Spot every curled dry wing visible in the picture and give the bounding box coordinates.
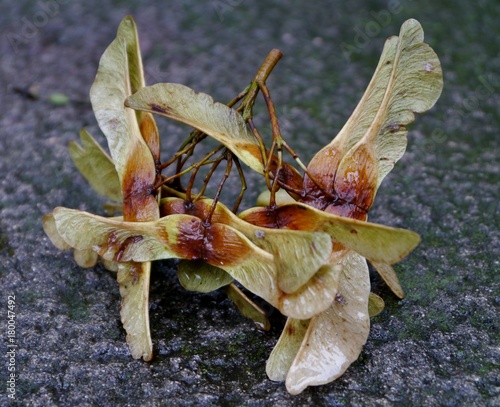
[267,251,371,395]
[285,252,371,394]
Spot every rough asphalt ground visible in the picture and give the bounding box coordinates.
[0,1,498,406]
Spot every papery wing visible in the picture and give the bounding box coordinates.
[368,292,385,317]
[162,197,333,294]
[42,212,71,250]
[117,261,153,361]
[125,83,265,174]
[266,318,310,382]
[178,260,233,293]
[333,19,443,193]
[240,202,420,265]
[51,207,185,262]
[89,23,157,221]
[370,261,404,298]
[68,129,122,202]
[285,252,370,395]
[117,16,145,95]
[117,16,161,175]
[225,284,270,331]
[305,19,443,204]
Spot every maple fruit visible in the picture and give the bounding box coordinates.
[42,17,442,394]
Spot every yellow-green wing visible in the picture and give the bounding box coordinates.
[51,207,186,262]
[337,19,443,188]
[225,284,270,331]
[117,261,153,361]
[240,202,420,265]
[248,227,333,294]
[178,260,233,293]
[306,19,443,199]
[240,202,419,298]
[42,212,71,250]
[125,83,265,174]
[161,197,333,294]
[266,318,310,382]
[368,292,385,317]
[68,129,122,202]
[117,16,145,95]
[51,207,337,319]
[89,21,157,218]
[370,261,405,299]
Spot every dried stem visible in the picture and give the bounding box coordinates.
[184,145,225,204]
[193,151,227,201]
[204,152,233,227]
[232,156,247,213]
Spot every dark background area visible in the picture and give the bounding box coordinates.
[0,1,498,406]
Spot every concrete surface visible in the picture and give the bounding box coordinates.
[0,0,498,406]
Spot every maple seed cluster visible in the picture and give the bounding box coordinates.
[42,16,442,394]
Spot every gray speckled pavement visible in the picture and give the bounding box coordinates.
[0,1,498,406]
